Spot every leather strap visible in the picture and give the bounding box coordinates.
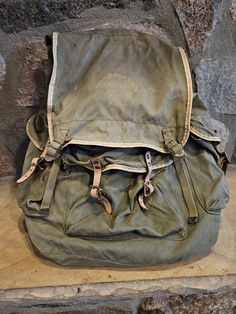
[17,157,41,184]
[17,145,48,184]
[91,159,112,215]
[138,151,155,211]
[143,151,154,197]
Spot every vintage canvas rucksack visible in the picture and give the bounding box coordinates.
[17,29,229,266]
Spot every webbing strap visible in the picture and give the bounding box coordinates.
[90,159,112,215]
[174,157,198,224]
[40,157,61,211]
[45,128,68,162]
[162,129,185,157]
[162,128,198,224]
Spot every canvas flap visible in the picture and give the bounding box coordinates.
[190,94,221,143]
[26,112,48,151]
[47,29,193,154]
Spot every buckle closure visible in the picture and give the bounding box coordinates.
[138,151,155,211]
[90,159,112,215]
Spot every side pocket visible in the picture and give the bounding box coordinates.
[184,138,230,215]
[18,165,51,218]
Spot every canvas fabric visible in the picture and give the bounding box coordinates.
[17,29,229,266]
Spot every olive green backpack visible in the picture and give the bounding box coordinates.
[17,29,229,266]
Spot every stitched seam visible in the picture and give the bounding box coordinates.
[103,160,173,173]
[47,32,58,142]
[190,127,221,142]
[63,172,72,233]
[178,47,193,147]
[63,140,168,154]
[184,158,221,215]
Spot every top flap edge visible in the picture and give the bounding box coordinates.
[47,31,193,154]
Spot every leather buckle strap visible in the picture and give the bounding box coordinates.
[90,159,112,215]
[17,144,48,184]
[138,151,155,211]
[17,157,41,184]
[144,151,154,197]
[17,129,67,183]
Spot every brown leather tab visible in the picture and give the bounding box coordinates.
[144,151,154,197]
[138,151,155,211]
[138,194,149,211]
[16,157,40,183]
[90,159,112,214]
[17,143,48,184]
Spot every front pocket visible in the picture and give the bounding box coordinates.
[184,137,230,214]
[64,162,188,240]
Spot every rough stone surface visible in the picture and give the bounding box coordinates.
[1,276,236,313]
[0,142,15,177]
[211,113,236,161]
[0,54,6,89]
[191,0,236,160]
[139,291,236,313]
[195,58,236,115]
[199,0,236,58]
[1,288,236,313]
[16,40,52,108]
[0,0,135,33]
[171,0,215,55]
[230,0,236,20]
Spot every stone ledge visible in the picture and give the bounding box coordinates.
[1,276,236,313]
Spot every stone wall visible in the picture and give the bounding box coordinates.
[0,0,236,177]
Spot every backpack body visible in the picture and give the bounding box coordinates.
[17,29,229,266]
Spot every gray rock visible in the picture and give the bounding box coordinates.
[200,0,236,58]
[230,0,236,20]
[195,58,236,114]
[0,54,6,89]
[171,0,215,55]
[0,0,135,33]
[0,140,15,177]
[16,39,52,108]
